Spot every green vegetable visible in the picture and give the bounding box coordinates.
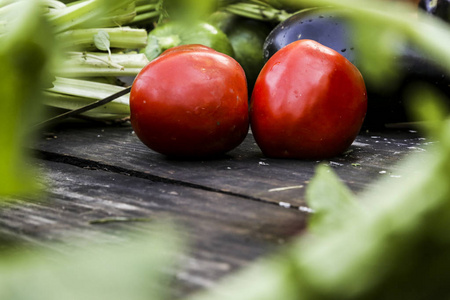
[223,1,292,23]
[210,11,272,93]
[56,52,149,77]
[305,164,361,236]
[0,225,184,300]
[0,0,55,197]
[56,27,148,51]
[41,1,150,124]
[184,98,450,300]
[162,0,219,22]
[44,77,131,120]
[45,0,136,33]
[128,0,162,27]
[142,20,234,61]
[93,30,111,53]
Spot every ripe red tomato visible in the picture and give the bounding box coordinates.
[130,45,249,158]
[250,39,367,159]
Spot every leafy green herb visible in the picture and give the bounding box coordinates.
[305,164,361,236]
[0,225,184,300]
[92,30,126,70]
[0,0,55,197]
[93,30,111,53]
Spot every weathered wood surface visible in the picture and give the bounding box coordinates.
[35,122,428,207]
[0,158,306,297]
[0,122,429,298]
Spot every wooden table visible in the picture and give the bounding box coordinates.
[0,121,427,298]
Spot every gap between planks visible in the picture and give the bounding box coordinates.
[35,150,311,213]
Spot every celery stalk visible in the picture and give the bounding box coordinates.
[128,10,160,26]
[224,1,291,23]
[97,2,136,28]
[49,77,130,104]
[46,0,136,33]
[136,3,158,14]
[44,93,130,120]
[40,0,149,123]
[55,52,149,77]
[56,27,148,51]
[46,0,101,32]
[44,77,130,119]
[43,0,67,9]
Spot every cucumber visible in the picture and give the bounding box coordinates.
[210,12,272,94]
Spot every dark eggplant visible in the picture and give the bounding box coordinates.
[263,7,450,128]
[419,0,450,23]
[263,8,357,64]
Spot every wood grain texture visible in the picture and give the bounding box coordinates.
[0,159,306,297]
[35,122,429,207]
[0,122,430,298]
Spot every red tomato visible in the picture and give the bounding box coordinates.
[130,45,249,158]
[250,39,367,159]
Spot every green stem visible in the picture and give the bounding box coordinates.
[43,77,131,120]
[136,3,158,14]
[224,2,292,23]
[128,10,161,26]
[56,27,148,51]
[46,0,136,33]
[56,52,149,77]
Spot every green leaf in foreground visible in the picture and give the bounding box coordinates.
[0,0,56,197]
[0,225,184,300]
[275,0,450,90]
[305,164,361,236]
[185,97,450,300]
[182,1,450,299]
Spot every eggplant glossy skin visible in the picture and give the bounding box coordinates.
[419,0,450,22]
[263,8,450,127]
[263,8,357,64]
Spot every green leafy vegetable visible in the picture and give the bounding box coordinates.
[0,225,184,300]
[93,30,110,52]
[56,27,148,51]
[0,0,56,197]
[44,77,131,120]
[39,1,149,125]
[185,97,450,300]
[305,164,361,236]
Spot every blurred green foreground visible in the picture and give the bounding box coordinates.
[1,0,450,299]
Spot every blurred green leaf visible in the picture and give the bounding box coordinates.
[0,0,56,197]
[162,0,219,21]
[305,164,360,236]
[186,94,450,300]
[275,0,450,95]
[0,225,184,300]
[184,253,302,300]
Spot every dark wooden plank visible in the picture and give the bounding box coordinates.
[35,123,428,207]
[0,159,306,297]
